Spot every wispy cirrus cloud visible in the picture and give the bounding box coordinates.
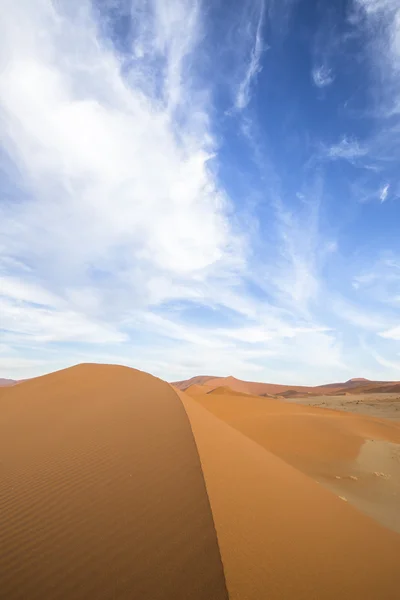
[326,136,368,161]
[235,0,266,110]
[379,326,400,340]
[352,255,400,306]
[379,183,390,202]
[312,65,335,88]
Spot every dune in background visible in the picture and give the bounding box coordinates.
[0,364,228,600]
[0,378,17,387]
[173,374,400,396]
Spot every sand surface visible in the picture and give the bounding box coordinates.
[192,388,400,533]
[285,392,400,420]
[0,364,228,600]
[180,389,400,599]
[2,363,400,600]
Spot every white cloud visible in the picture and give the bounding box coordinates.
[369,348,400,371]
[379,182,390,201]
[235,0,265,110]
[312,65,334,88]
[379,325,400,340]
[327,136,368,160]
[0,295,126,345]
[263,189,336,315]
[0,1,246,329]
[353,0,400,113]
[331,296,391,331]
[352,256,400,307]
[0,276,60,307]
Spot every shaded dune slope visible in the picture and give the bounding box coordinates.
[0,364,228,600]
[180,390,400,600]
[182,383,214,396]
[206,386,253,397]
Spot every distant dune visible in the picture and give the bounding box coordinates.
[206,386,253,397]
[0,377,17,387]
[183,383,215,396]
[174,374,318,396]
[173,375,218,390]
[1,363,400,599]
[173,374,400,396]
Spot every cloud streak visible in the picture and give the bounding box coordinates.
[235,0,265,110]
[326,136,368,161]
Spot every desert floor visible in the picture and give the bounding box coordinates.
[284,392,400,420]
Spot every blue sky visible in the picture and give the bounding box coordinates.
[0,0,399,383]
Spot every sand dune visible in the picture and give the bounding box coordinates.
[172,375,218,390]
[198,375,318,395]
[206,386,253,397]
[0,364,227,600]
[174,374,400,396]
[0,377,16,387]
[359,383,400,394]
[183,383,214,396]
[191,388,400,533]
[2,363,400,599]
[180,390,400,599]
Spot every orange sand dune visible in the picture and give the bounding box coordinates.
[174,374,400,396]
[173,375,218,390]
[0,364,227,600]
[2,363,400,600]
[180,390,400,599]
[0,377,16,387]
[183,383,214,396]
[193,390,400,469]
[206,386,253,397]
[197,374,318,395]
[192,388,400,532]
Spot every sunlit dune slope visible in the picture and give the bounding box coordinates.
[180,390,400,600]
[193,390,400,474]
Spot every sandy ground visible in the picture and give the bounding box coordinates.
[180,389,400,599]
[0,364,228,600]
[284,392,400,420]
[190,389,400,535]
